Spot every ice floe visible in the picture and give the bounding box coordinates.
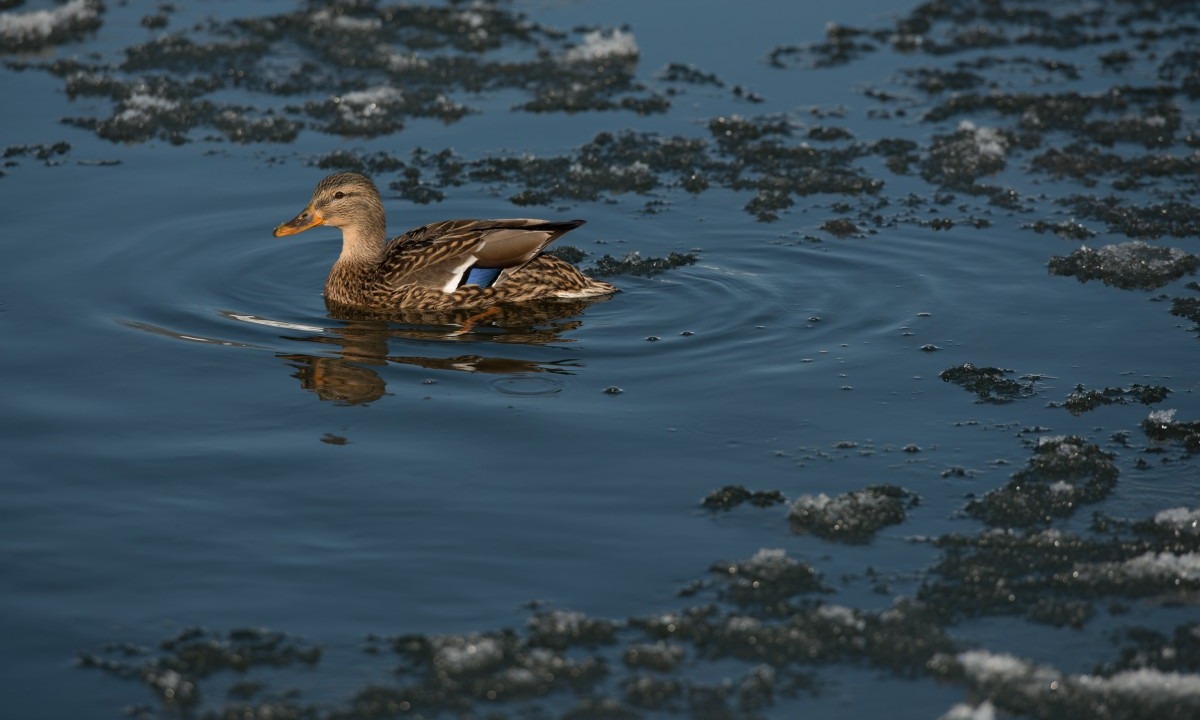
[565,29,639,62]
[0,0,100,52]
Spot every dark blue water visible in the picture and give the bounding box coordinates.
[3,1,1199,718]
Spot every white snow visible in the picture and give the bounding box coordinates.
[1155,507,1200,532]
[310,8,381,32]
[1147,408,1177,425]
[791,493,833,510]
[570,160,651,178]
[724,615,762,632]
[741,548,800,577]
[939,701,996,720]
[816,603,866,630]
[382,49,428,72]
[565,29,638,62]
[953,650,1200,712]
[431,635,503,674]
[527,609,588,635]
[115,93,179,123]
[1080,241,1193,275]
[457,10,486,29]
[1077,551,1200,583]
[0,0,97,45]
[1075,668,1200,698]
[957,120,1006,158]
[336,86,403,120]
[958,650,1047,683]
[1120,551,1200,581]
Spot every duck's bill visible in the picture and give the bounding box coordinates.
[273,207,323,237]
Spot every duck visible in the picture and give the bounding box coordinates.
[273,172,618,311]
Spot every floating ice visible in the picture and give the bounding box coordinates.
[338,86,403,118]
[712,547,828,604]
[743,547,793,575]
[949,649,1200,714]
[570,160,652,179]
[529,609,583,634]
[310,8,381,32]
[816,603,867,630]
[1076,667,1200,697]
[957,650,1053,684]
[1142,408,1200,451]
[1120,551,1200,582]
[1155,507,1200,532]
[958,120,1007,158]
[724,615,762,633]
[0,0,100,51]
[1049,241,1199,290]
[1077,551,1200,583]
[622,640,685,671]
[526,608,618,647]
[788,484,913,542]
[382,49,429,72]
[922,121,1010,190]
[431,635,504,675]
[456,9,486,31]
[115,92,179,123]
[939,700,996,720]
[565,29,639,62]
[1148,408,1178,425]
[965,435,1116,528]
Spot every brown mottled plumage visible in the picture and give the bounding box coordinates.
[272,172,617,310]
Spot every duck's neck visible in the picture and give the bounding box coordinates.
[325,215,387,305]
[334,216,387,267]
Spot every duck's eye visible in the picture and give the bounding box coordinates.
[334,191,345,199]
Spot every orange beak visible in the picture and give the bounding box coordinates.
[273,205,324,237]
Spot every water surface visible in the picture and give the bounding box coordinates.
[2,0,1199,718]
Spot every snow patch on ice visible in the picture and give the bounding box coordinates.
[1155,507,1200,532]
[565,29,638,62]
[0,0,98,46]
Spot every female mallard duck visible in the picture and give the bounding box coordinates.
[273,172,617,310]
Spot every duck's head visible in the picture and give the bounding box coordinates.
[273,172,385,238]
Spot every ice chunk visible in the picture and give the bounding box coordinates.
[565,29,638,62]
[0,0,100,51]
[337,86,404,119]
[310,8,381,32]
[1155,507,1200,531]
[958,120,1007,158]
[115,93,179,124]
[1078,551,1200,583]
[1148,408,1177,425]
[939,701,996,720]
[1049,241,1198,290]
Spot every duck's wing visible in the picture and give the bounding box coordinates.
[382,219,585,292]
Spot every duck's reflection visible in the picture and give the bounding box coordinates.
[277,297,607,405]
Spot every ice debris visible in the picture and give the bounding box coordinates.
[1154,508,1200,533]
[965,436,1117,528]
[710,548,830,606]
[787,484,916,543]
[0,0,101,52]
[564,29,639,62]
[1049,241,1198,290]
[1143,409,1200,452]
[939,363,1038,403]
[935,650,1200,720]
[701,484,786,511]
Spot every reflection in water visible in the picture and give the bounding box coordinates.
[277,297,608,405]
